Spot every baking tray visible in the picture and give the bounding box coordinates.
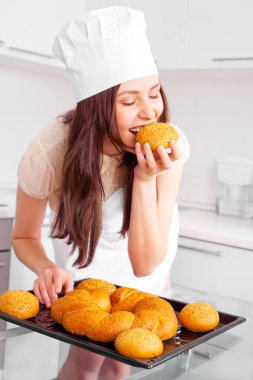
[0,282,246,369]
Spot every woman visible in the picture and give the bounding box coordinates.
[12,6,189,309]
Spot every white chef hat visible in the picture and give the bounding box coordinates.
[52,6,158,102]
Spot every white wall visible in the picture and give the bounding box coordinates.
[161,71,253,207]
[0,62,75,185]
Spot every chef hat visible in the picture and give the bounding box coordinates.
[52,6,158,102]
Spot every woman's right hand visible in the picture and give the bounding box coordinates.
[33,265,74,308]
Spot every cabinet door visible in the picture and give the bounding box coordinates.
[87,0,187,69]
[0,0,89,57]
[184,0,253,68]
[171,236,253,301]
[8,224,55,290]
[0,219,13,251]
[0,251,10,293]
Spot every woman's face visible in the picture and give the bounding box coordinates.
[104,75,164,155]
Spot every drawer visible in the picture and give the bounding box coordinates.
[0,219,13,250]
[171,236,253,301]
[0,251,10,293]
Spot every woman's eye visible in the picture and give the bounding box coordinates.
[150,94,159,99]
[123,101,135,106]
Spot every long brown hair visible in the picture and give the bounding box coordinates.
[51,85,169,268]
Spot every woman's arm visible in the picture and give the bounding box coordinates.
[12,186,73,306]
[128,141,182,276]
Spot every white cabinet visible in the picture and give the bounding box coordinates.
[183,0,253,68]
[171,236,253,301]
[87,0,187,69]
[0,0,88,57]
[9,222,55,290]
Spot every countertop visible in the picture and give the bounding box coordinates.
[0,286,252,380]
[179,206,253,250]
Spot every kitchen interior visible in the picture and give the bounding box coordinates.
[0,0,253,379]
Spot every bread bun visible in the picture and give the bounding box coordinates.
[51,297,94,324]
[86,311,135,342]
[50,281,179,359]
[76,279,116,295]
[89,288,111,312]
[62,306,108,336]
[133,297,178,340]
[178,302,219,332]
[0,290,39,319]
[136,123,178,151]
[115,328,163,359]
[110,287,155,313]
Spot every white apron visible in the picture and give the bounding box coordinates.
[51,188,179,294]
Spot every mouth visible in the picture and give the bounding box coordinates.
[128,125,145,135]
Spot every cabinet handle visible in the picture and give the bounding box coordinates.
[178,244,222,257]
[0,262,5,268]
[213,57,253,62]
[9,46,55,60]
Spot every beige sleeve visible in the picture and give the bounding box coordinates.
[17,138,55,199]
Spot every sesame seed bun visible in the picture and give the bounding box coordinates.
[178,302,220,332]
[136,123,179,151]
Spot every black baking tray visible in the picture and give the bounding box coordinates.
[0,281,246,369]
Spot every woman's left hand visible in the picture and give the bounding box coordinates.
[134,140,181,181]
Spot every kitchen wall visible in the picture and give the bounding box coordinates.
[161,71,253,208]
[0,62,75,186]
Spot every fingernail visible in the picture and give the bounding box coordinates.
[158,145,164,151]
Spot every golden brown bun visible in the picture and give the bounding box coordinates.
[178,302,220,332]
[110,287,155,313]
[115,328,163,359]
[89,288,111,313]
[76,279,116,295]
[51,297,95,324]
[136,123,179,151]
[62,306,108,336]
[133,297,178,340]
[86,311,135,342]
[50,280,179,359]
[0,290,39,319]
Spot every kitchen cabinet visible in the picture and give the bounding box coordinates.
[0,219,12,292]
[86,0,188,69]
[8,220,55,291]
[0,0,89,58]
[0,218,12,333]
[183,0,253,68]
[171,236,253,301]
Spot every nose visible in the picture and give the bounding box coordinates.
[138,99,156,121]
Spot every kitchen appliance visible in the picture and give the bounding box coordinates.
[216,157,253,219]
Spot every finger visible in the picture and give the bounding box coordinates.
[43,269,59,304]
[143,143,157,172]
[63,277,74,294]
[38,276,54,308]
[135,142,146,167]
[157,146,173,169]
[53,271,63,294]
[33,280,44,304]
[169,141,181,161]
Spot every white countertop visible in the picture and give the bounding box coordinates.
[179,206,253,250]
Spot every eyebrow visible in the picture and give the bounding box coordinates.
[117,82,160,96]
